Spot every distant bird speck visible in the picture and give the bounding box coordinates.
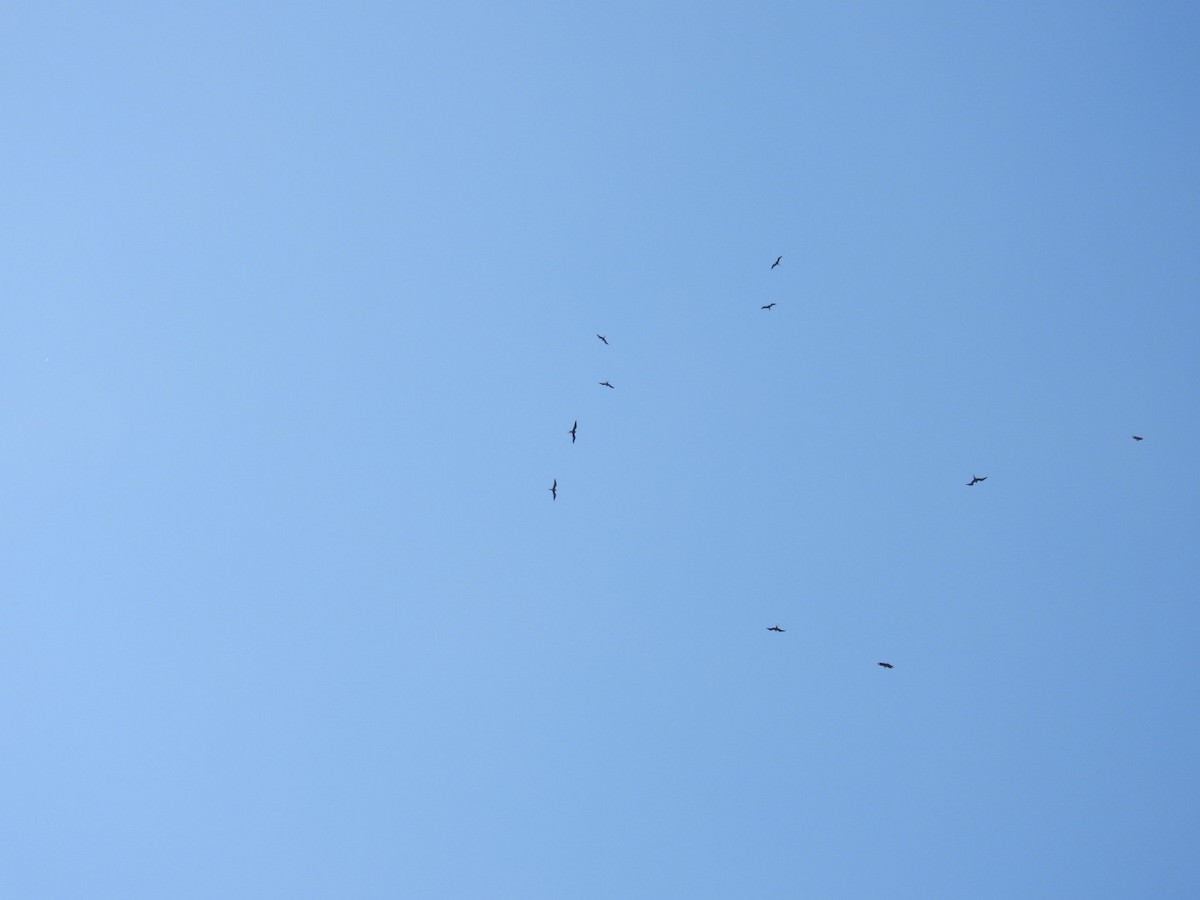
[771,256,782,269]
[1132,435,1144,441]
[878,662,894,669]
[966,475,987,486]
[549,479,557,501]
[761,302,776,310]
[599,381,615,389]
[767,625,786,633]
[569,421,577,443]
[596,334,609,345]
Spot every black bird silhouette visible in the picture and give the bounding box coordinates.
[761,302,776,310]
[1132,435,1144,441]
[767,625,785,633]
[966,474,987,486]
[771,256,782,269]
[599,381,615,389]
[549,479,557,500]
[569,421,577,443]
[878,662,894,669]
[596,334,609,345]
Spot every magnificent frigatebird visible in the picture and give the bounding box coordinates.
[767,625,785,633]
[761,302,776,310]
[771,256,782,269]
[967,475,987,486]
[599,381,614,389]
[549,479,557,500]
[569,421,577,443]
[596,334,609,345]
[878,662,894,669]
[1132,435,1144,441]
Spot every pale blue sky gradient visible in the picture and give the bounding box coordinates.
[4,2,1199,897]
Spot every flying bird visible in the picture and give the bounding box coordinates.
[549,479,557,500]
[767,625,786,633]
[878,662,894,669]
[596,334,609,345]
[771,256,782,269]
[599,380,615,389]
[569,421,577,443]
[761,302,776,310]
[966,474,987,486]
[1132,435,1144,441]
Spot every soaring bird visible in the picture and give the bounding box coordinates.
[549,479,557,500]
[1132,435,1144,441]
[878,662,894,669]
[767,625,785,633]
[761,302,776,310]
[771,256,782,269]
[569,421,577,443]
[966,474,988,486]
[599,380,615,389]
[596,334,609,345]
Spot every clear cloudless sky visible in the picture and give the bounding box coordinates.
[3,2,1199,897]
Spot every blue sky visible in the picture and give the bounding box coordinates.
[4,2,1199,897]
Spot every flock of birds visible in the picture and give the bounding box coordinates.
[546,255,1148,672]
